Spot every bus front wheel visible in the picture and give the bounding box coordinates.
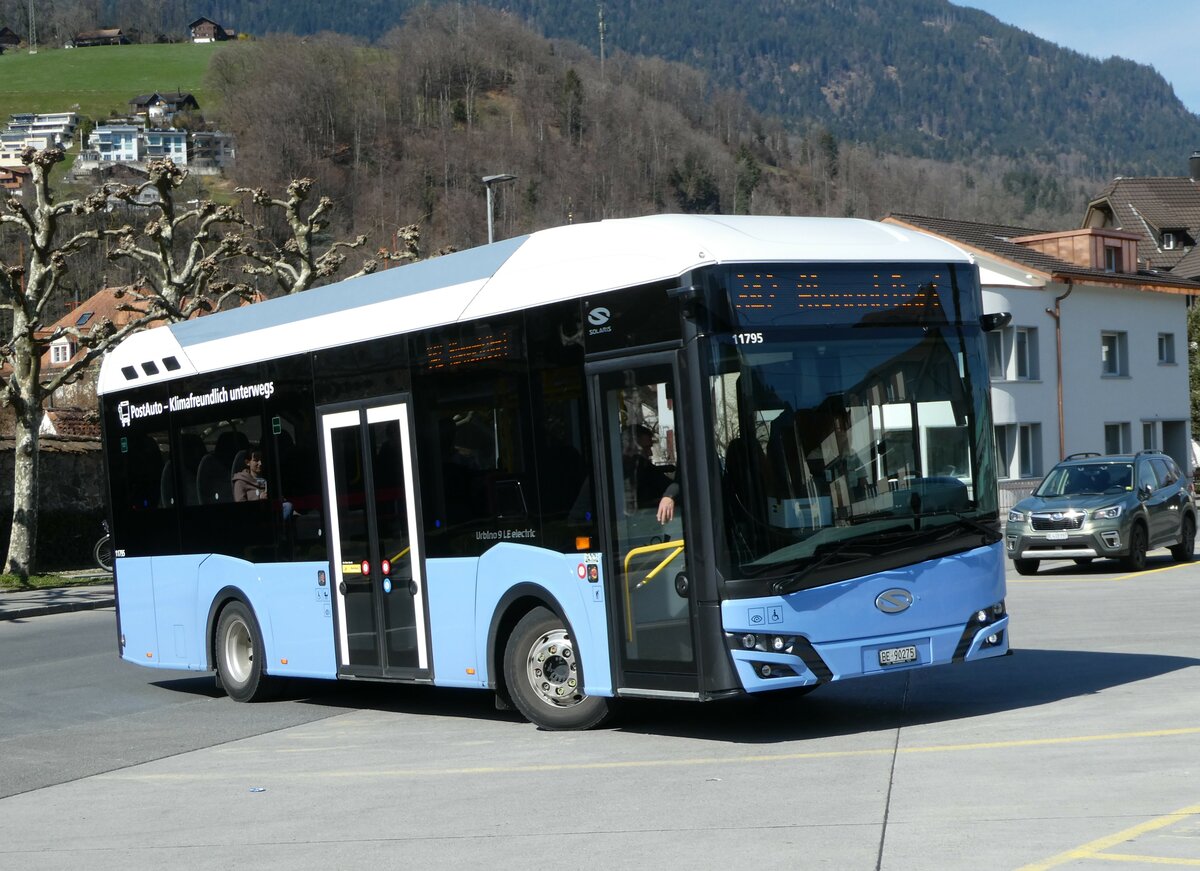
[215,600,276,703]
[503,606,610,730]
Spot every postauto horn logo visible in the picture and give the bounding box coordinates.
[875,588,914,614]
[116,399,164,428]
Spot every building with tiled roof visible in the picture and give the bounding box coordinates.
[884,213,1200,505]
[1083,152,1200,281]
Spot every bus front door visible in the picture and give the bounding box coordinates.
[319,399,430,680]
[591,357,699,696]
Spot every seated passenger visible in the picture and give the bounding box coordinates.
[232,450,269,502]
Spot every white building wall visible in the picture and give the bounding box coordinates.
[982,267,1191,487]
[1059,283,1189,458]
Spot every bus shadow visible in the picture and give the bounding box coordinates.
[151,648,1199,741]
[150,675,524,724]
[609,648,1200,742]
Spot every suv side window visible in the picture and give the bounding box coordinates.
[1137,460,1161,491]
[1151,457,1177,487]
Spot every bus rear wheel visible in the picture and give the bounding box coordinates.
[503,606,609,730]
[215,600,276,703]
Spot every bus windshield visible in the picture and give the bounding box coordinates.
[706,320,998,589]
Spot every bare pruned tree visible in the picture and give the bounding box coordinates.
[1,148,163,578]
[236,178,376,295]
[103,159,258,319]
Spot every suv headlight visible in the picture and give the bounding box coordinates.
[1092,505,1123,520]
[1008,509,1026,523]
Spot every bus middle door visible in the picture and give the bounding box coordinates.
[319,398,430,680]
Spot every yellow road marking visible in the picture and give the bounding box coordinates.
[1112,563,1195,581]
[109,725,1200,782]
[1017,803,1200,870]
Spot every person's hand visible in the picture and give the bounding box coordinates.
[657,495,675,524]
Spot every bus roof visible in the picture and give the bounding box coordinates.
[97,214,972,395]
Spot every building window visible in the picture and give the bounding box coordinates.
[1104,422,1131,455]
[1101,331,1128,376]
[1158,333,1176,365]
[1104,246,1121,272]
[50,340,73,364]
[1143,421,1159,450]
[1163,232,1177,251]
[986,330,1005,380]
[1018,423,1042,478]
[995,424,1013,479]
[1015,327,1038,380]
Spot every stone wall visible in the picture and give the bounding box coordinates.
[0,436,107,570]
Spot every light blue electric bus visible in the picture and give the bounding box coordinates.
[99,214,1010,730]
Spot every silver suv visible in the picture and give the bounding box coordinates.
[1005,450,1196,575]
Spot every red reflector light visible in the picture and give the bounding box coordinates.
[360,559,370,575]
[381,559,391,576]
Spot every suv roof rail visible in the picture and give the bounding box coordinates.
[1135,449,1165,457]
[1065,452,1101,459]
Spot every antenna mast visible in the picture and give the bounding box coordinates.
[598,4,606,81]
[28,0,37,54]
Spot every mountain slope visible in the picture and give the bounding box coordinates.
[142,0,1200,177]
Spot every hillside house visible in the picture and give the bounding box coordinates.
[188,17,232,42]
[0,26,21,47]
[86,124,141,163]
[128,92,200,125]
[883,214,1200,507]
[189,130,236,169]
[0,112,78,166]
[1082,151,1200,282]
[0,164,31,195]
[73,29,130,47]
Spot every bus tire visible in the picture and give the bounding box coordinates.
[503,606,609,731]
[215,600,276,703]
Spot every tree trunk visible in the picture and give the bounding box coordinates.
[4,397,42,580]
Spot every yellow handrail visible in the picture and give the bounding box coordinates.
[622,538,686,641]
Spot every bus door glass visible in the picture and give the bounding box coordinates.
[320,400,429,677]
[592,359,697,682]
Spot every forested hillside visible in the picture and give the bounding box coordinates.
[200,7,1088,254]
[5,0,1194,179]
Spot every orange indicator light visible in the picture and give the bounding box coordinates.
[466,668,476,675]
[575,536,591,550]
[280,659,289,665]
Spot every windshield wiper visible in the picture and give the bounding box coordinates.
[770,542,875,595]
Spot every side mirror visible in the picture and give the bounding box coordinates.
[980,312,1012,332]
[1140,484,1154,500]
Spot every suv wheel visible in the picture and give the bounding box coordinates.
[1121,523,1148,572]
[1013,558,1039,576]
[1170,515,1195,563]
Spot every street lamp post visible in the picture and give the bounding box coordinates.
[482,173,517,244]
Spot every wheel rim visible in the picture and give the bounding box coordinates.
[524,628,584,708]
[222,617,254,686]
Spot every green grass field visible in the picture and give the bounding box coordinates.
[0,43,228,125]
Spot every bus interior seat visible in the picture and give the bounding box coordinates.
[178,433,208,505]
[230,449,248,483]
[160,461,175,507]
[196,453,232,503]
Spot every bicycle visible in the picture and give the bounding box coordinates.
[94,519,113,573]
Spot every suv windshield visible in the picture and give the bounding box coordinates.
[1035,462,1133,497]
